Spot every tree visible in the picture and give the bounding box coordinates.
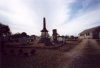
[70,35,75,39]
[65,35,69,39]
[0,23,11,53]
[0,23,11,37]
[13,33,21,38]
[21,32,27,37]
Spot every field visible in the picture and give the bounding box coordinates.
[1,40,82,68]
[96,39,100,45]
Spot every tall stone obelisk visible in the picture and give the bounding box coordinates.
[41,17,49,38]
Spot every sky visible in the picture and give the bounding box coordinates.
[0,0,100,36]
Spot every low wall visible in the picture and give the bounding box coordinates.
[3,46,36,56]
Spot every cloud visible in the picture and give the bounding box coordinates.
[23,0,75,33]
[62,5,100,35]
[0,0,39,35]
[69,0,100,20]
[0,0,100,36]
[0,0,75,35]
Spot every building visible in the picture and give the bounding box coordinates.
[79,26,100,39]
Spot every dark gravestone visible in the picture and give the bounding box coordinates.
[44,38,52,46]
[23,53,29,57]
[31,49,36,55]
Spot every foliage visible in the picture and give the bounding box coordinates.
[0,23,11,37]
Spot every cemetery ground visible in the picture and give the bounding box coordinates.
[1,39,100,68]
[96,39,100,45]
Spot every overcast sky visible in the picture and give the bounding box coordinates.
[0,0,100,36]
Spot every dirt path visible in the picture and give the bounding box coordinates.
[68,39,100,68]
[59,39,88,68]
